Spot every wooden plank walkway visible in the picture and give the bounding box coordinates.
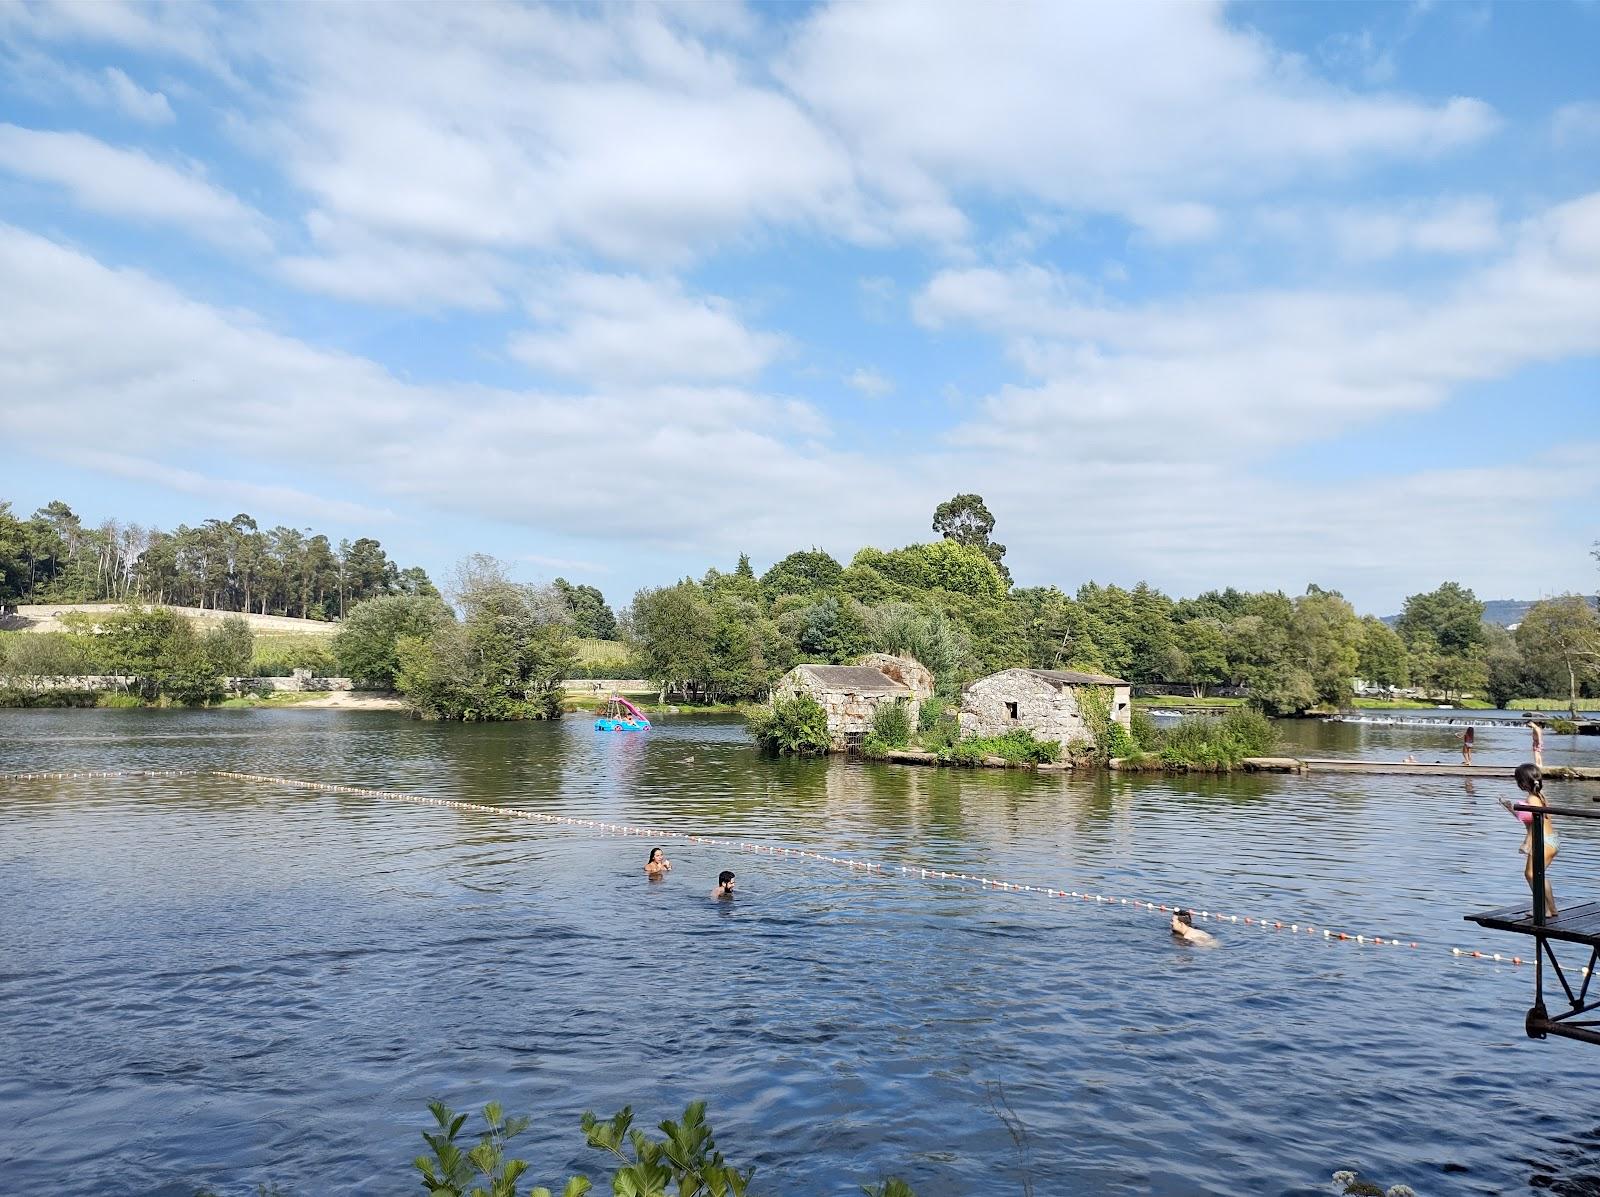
[1242,758,1600,780]
[1466,901,1600,948]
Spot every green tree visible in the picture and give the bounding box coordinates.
[631,582,715,701]
[1483,623,1528,709]
[931,492,1010,583]
[395,558,576,720]
[1174,617,1231,696]
[554,578,618,640]
[1356,616,1409,689]
[333,594,454,689]
[1292,586,1364,707]
[1396,582,1486,656]
[0,501,28,604]
[202,615,254,676]
[759,549,843,601]
[1515,595,1600,716]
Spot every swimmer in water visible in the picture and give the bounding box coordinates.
[1171,908,1218,946]
[1500,763,1558,918]
[711,870,736,900]
[645,847,672,879]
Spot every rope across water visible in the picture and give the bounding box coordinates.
[2,768,1547,970]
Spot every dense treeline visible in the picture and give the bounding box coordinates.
[0,499,433,619]
[0,607,256,706]
[624,497,1600,714]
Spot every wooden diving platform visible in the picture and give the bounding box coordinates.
[1466,803,1600,1045]
[1466,901,1600,948]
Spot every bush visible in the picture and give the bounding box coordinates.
[871,698,913,748]
[1552,717,1579,735]
[252,642,338,677]
[333,595,453,688]
[1078,686,1137,761]
[746,694,831,755]
[203,616,254,676]
[935,729,1060,766]
[1130,707,1161,751]
[0,630,102,677]
[0,686,99,708]
[1156,709,1277,769]
[917,697,944,732]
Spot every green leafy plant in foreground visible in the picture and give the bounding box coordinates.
[414,1100,765,1197]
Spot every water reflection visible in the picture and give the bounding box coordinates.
[1,709,1598,1196]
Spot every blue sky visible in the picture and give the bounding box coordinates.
[0,0,1596,616]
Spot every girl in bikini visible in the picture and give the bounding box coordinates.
[1501,763,1557,918]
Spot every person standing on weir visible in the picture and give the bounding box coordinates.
[1530,718,1545,769]
[1461,725,1475,766]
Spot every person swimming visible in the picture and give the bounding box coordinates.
[1500,763,1558,918]
[645,847,672,879]
[1170,909,1218,946]
[711,870,736,900]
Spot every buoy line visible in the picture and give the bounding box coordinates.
[1,768,1548,970]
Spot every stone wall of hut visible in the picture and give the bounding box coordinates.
[959,671,1131,745]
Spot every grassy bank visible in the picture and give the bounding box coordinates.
[1507,697,1600,712]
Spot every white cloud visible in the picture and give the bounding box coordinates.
[845,367,895,398]
[102,67,175,124]
[1130,202,1222,245]
[782,0,1495,228]
[0,49,175,123]
[0,124,270,251]
[912,190,1600,464]
[256,3,862,274]
[1552,101,1600,147]
[1256,196,1501,260]
[0,0,226,73]
[277,214,510,311]
[0,225,892,561]
[509,273,785,384]
[61,450,394,525]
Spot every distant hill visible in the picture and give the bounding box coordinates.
[1383,596,1598,629]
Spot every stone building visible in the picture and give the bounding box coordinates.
[959,668,1131,746]
[772,657,926,750]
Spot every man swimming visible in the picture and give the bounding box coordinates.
[1171,909,1218,946]
[711,870,736,900]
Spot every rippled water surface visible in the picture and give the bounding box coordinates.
[3,709,1600,1196]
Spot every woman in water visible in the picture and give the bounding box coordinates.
[1461,725,1475,766]
[1170,909,1218,947]
[645,847,672,878]
[1501,763,1558,918]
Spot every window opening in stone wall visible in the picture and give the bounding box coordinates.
[1005,701,1019,720]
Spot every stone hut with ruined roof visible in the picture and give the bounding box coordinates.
[773,655,929,751]
[959,667,1131,747]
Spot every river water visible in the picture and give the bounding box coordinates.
[2,709,1599,1196]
